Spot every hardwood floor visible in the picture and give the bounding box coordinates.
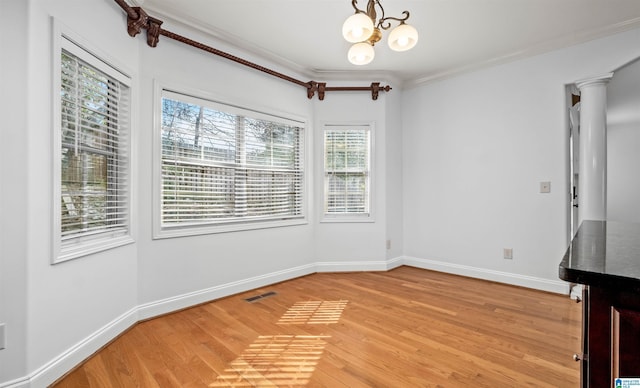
[53,266,581,387]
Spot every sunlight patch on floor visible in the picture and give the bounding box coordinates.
[210,335,330,387]
[277,300,348,325]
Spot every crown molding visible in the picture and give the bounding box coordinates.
[139,3,318,80]
[406,16,640,89]
[310,69,403,89]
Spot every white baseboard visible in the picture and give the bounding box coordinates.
[137,263,317,320]
[0,377,30,388]
[3,255,564,387]
[23,307,138,388]
[137,257,404,321]
[315,256,403,273]
[403,256,571,294]
[386,256,404,270]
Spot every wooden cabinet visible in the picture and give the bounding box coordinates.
[614,307,640,378]
[580,286,640,387]
[559,221,640,388]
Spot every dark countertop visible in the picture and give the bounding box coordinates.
[559,220,640,291]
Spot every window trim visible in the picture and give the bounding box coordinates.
[320,122,375,224]
[52,20,134,263]
[152,82,309,239]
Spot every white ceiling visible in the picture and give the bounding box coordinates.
[137,0,640,86]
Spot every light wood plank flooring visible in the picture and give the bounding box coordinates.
[53,266,581,387]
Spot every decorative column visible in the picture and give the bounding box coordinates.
[576,73,613,225]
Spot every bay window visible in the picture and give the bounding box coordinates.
[156,89,306,237]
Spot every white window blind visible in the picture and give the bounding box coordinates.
[160,91,305,231]
[324,125,371,216]
[57,41,131,259]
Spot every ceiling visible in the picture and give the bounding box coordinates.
[136,0,640,86]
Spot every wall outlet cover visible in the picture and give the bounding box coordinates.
[503,248,513,260]
[540,181,551,193]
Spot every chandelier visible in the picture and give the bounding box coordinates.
[342,0,418,65]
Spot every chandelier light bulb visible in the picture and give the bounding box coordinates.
[353,27,364,39]
[387,23,418,52]
[342,13,374,43]
[348,42,375,65]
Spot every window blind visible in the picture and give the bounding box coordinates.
[60,49,130,245]
[324,127,370,215]
[160,92,304,229]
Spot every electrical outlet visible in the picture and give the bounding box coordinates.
[540,181,551,193]
[0,323,6,350]
[504,248,513,260]
[386,240,391,250]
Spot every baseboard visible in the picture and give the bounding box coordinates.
[24,307,138,388]
[136,259,404,321]
[137,263,318,320]
[315,256,403,273]
[386,256,404,270]
[0,377,30,388]
[403,256,571,294]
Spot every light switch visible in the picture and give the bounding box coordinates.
[540,181,551,193]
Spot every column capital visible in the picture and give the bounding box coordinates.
[575,73,614,90]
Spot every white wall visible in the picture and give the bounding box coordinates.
[19,1,141,385]
[312,91,392,269]
[0,0,29,383]
[402,28,640,291]
[135,21,317,310]
[385,88,404,260]
[607,58,640,223]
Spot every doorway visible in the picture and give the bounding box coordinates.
[567,86,580,239]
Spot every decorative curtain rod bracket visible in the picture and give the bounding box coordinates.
[307,82,328,100]
[146,16,163,47]
[115,1,391,101]
[126,7,147,37]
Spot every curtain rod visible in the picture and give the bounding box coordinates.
[113,1,392,101]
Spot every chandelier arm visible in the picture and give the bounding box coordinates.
[367,0,379,22]
[378,20,391,30]
[378,11,410,30]
[351,0,365,14]
[373,0,385,26]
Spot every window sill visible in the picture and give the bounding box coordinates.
[154,217,308,239]
[320,215,375,224]
[55,234,135,264]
